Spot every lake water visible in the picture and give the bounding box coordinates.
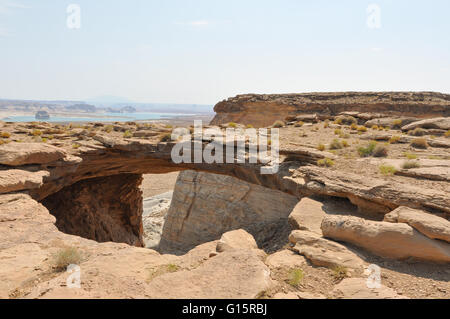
[2,112,194,123]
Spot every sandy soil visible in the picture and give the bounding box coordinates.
[140,172,180,198]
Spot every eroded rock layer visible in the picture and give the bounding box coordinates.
[211,92,450,127]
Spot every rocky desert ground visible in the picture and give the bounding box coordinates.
[0,92,449,299]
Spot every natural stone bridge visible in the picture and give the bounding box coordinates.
[1,126,448,249]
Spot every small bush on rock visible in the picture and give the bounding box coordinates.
[392,119,403,129]
[329,139,343,150]
[53,247,82,272]
[411,138,428,149]
[317,158,335,167]
[272,120,285,128]
[357,141,377,157]
[379,165,397,176]
[160,133,172,142]
[402,160,421,169]
[288,268,304,287]
[389,135,401,144]
[373,144,389,157]
[409,128,426,136]
[332,266,348,282]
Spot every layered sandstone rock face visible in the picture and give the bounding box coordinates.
[159,170,299,254]
[211,92,450,127]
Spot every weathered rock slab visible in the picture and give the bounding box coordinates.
[332,278,406,299]
[321,215,450,263]
[402,117,450,131]
[216,229,258,252]
[0,169,49,194]
[145,249,273,299]
[289,230,365,269]
[384,207,450,243]
[0,143,66,166]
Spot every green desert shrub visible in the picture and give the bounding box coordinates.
[104,125,114,133]
[288,268,304,287]
[317,143,326,151]
[148,264,180,282]
[272,120,285,128]
[389,135,401,144]
[357,141,377,157]
[372,144,389,157]
[31,129,42,136]
[317,158,335,167]
[403,152,418,159]
[159,133,172,142]
[379,165,397,176]
[329,139,343,150]
[409,128,426,136]
[123,130,133,138]
[334,115,357,126]
[357,126,367,133]
[53,247,82,272]
[332,266,348,282]
[402,160,421,169]
[392,119,403,129]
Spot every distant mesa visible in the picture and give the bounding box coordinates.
[35,111,50,120]
[65,103,96,113]
[211,91,450,127]
[107,106,137,113]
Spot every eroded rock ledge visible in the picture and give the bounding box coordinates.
[211,92,450,127]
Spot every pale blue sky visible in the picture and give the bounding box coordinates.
[1,0,449,104]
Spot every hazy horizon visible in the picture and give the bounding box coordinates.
[1,0,449,104]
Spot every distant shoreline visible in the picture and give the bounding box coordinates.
[0,110,213,124]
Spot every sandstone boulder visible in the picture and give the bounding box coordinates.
[216,229,258,252]
[0,143,66,166]
[289,230,365,269]
[288,198,326,233]
[321,215,450,263]
[264,249,306,269]
[145,249,273,298]
[384,207,450,243]
[402,117,450,131]
[288,197,360,234]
